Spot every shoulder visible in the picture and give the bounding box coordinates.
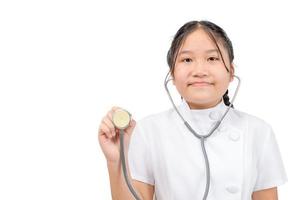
[136,107,176,128]
[228,108,281,166]
[131,107,177,145]
[229,108,275,148]
[230,107,273,132]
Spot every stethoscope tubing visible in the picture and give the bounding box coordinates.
[164,72,241,200]
[118,72,241,200]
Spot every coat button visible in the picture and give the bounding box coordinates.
[209,111,221,120]
[229,131,240,141]
[226,185,240,194]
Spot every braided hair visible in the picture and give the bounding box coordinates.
[223,90,233,108]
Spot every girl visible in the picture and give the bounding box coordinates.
[98,20,287,200]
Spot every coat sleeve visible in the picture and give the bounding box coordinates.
[253,125,288,191]
[128,121,155,185]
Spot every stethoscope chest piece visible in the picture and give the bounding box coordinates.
[112,109,131,130]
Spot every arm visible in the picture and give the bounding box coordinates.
[107,162,154,200]
[252,187,278,200]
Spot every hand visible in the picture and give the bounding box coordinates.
[98,106,136,164]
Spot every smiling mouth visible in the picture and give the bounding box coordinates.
[188,82,213,87]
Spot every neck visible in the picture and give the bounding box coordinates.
[187,99,222,110]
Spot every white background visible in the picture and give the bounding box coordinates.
[0,0,299,199]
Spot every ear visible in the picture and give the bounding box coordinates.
[229,63,235,82]
[170,73,175,85]
[172,77,175,85]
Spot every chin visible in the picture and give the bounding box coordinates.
[185,97,213,104]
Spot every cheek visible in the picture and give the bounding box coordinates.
[214,75,231,93]
[173,77,188,96]
[174,66,188,77]
[173,69,188,86]
[173,78,186,91]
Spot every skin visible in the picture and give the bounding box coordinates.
[172,28,234,109]
[252,187,278,200]
[99,27,278,199]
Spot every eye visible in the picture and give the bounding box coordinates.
[207,57,219,62]
[181,58,193,63]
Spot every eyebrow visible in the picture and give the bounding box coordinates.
[178,49,219,55]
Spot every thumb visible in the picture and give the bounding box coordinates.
[124,119,136,136]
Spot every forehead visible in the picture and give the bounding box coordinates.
[178,28,223,54]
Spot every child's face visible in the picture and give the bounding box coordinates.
[172,28,234,109]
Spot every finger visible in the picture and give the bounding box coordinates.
[107,107,121,123]
[99,123,113,139]
[106,111,119,133]
[125,119,136,135]
[111,106,123,112]
[129,119,136,128]
[102,117,116,137]
[107,110,113,121]
[100,117,114,138]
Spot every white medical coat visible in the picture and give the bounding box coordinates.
[128,100,287,200]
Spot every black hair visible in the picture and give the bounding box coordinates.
[167,20,234,108]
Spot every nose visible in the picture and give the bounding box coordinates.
[192,60,209,77]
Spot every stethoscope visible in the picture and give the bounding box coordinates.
[112,72,241,200]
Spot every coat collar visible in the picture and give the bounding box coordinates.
[182,99,228,115]
[177,99,231,134]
